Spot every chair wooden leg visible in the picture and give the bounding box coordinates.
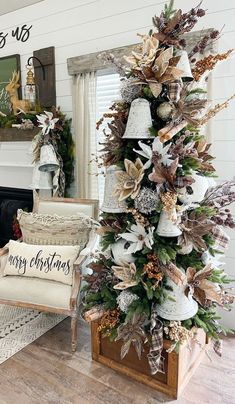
[71,315,78,352]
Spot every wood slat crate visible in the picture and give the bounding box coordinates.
[0,128,40,142]
[91,321,207,399]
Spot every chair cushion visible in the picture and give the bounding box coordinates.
[4,240,79,285]
[17,209,94,250]
[0,276,71,310]
[37,200,95,218]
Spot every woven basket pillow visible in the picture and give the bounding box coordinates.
[17,209,94,250]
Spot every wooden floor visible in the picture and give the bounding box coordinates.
[0,318,234,404]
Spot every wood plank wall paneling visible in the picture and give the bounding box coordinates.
[0,0,235,326]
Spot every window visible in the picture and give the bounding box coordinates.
[96,72,121,204]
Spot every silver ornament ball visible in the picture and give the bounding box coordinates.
[117,290,139,313]
[134,187,159,215]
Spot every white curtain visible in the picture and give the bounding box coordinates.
[72,72,98,199]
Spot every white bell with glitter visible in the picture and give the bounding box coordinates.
[38,144,60,172]
[156,208,182,237]
[101,165,127,213]
[157,275,198,321]
[111,239,135,265]
[30,162,53,190]
[177,172,209,204]
[123,98,153,139]
[176,50,193,82]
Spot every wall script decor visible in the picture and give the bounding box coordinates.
[0,24,32,49]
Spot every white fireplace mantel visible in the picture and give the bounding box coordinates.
[0,141,34,190]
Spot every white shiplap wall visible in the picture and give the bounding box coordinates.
[0,0,235,325]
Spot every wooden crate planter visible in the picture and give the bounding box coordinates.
[0,128,40,142]
[91,321,207,399]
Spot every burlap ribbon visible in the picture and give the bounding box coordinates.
[147,305,165,374]
[213,338,223,357]
[211,225,230,249]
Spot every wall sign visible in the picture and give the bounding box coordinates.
[0,54,21,114]
[0,24,32,49]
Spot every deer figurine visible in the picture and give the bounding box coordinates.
[5,71,31,114]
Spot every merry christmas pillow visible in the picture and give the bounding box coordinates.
[4,240,80,285]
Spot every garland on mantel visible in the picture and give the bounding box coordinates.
[83,0,235,374]
[0,108,75,196]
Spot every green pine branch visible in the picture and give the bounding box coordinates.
[163,0,176,20]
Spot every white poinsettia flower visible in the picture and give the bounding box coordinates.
[119,223,154,254]
[152,137,172,166]
[133,141,152,169]
[133,138,173,170]
[36,111,59,136]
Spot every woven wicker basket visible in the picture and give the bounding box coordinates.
[17,209,94,249]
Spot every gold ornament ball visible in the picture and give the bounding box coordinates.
[156,102,173,120]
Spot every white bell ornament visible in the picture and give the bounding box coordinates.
[177,172,209,204]
[38,144,60,172]
[123,98,153,139]
[176,50,193,82]
[30,162,53,190]
[156,275,198,321]
[156,208,182,237]
[101,165,127,213]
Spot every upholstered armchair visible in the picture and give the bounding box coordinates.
[0,197,99,352]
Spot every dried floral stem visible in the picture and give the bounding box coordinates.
[192,50,233,81]
[199,94,235,125]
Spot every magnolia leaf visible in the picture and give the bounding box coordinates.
[164,9,182,34]
[186,267,196,283]
[133,338,143,360]
[193,287,207,306]
[149,81,162,98]
[153,47,173,77]
[162,263,186,286]
[194,264,213,281]
[199,279,222,305]
[120,339,132,359]
[124,159,139,179]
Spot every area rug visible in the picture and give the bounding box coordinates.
[0,305,66,364]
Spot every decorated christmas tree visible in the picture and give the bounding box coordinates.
[83,1,235,374]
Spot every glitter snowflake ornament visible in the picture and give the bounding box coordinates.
[134,187,159,214]
[120,78,142,103]
[117,290,139,313]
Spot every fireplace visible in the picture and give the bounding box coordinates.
[0,187,33,247]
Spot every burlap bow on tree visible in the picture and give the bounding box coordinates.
[148,305,165,374]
